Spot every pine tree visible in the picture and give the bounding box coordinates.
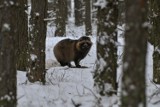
[84,0,92,36]
[94,0,118,96]
[74,0,83,26]
[121,0,148,106]
[55,0,67,36]
[27,0,47,84]
[0,0,17,106]
[16,0,28,71]
[149,0,160,84]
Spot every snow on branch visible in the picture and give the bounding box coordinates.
[93,0,108,9]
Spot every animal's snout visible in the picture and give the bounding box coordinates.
[84,43,88,47]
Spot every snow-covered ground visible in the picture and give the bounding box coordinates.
[17,23,160,107]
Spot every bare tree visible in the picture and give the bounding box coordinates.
[0,0,17,106]
[121,0,148,107]
[27,0,47,84]
[84,0,92,36]
[55,0,67,36]
[149,0,160,84]
[16,0,28,71]
[94,0,118,96]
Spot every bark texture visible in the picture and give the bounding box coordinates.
[55,0,67,36]
[94,0,118,96]
[0,0,17,106]
[149,0,160,84]
[121,0,148,107]
[85,0,92,36]
[27,0,47,84]
[16,0,28,71]
[74,0,83,26]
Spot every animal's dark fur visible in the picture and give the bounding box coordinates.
[53,36,92,68]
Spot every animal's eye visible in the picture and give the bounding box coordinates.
[84,43,87,47]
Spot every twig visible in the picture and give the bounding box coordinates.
[18,95,25,100]
[149,78,160,90]
[19,80,28,85]
[76,85,82,96]
[148,77,160,102]
[117,27,125,31]
[48,77,57,85]
[153,100,160,105]
[82,85,101,103]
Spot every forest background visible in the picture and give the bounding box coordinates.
[0,0,160,107]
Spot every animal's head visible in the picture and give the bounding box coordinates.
[76,36,92,51]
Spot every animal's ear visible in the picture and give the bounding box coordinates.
[78,38,83,41]
[78,36,84,41]
[87,37,91,41]
[78,36,91,41]
[87,41,92,46]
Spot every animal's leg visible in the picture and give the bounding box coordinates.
[74,60,81,68]
[59,61,67,66]
[67,63,72,67]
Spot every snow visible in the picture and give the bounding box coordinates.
[155,46,160,54]
[30,54,37,61]
[96,57,107,72]
[35,13,40,16]
[9,1,14,5]
[17,22,98,107]
[17,23,160,107]
[104,83,114,92]
[2,23,10,31]
[17,12,160,107]
[94,0,108,9]
[1,95,11,101]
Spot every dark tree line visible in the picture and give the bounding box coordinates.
[55,0,92,36]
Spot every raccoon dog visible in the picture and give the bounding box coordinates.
[53,36,92,68]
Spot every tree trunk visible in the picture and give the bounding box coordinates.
[118,1,125,25]
[121,0,148,107]
[27,0,47,84]
[0,0,17,106]
[149,0,160,84]
[16,0,28,71]
[55,0,67,36]
[94,0,118,96]
[92,0,97,20]
[74,0,83,26]
[84,0,92,36]
[68,0,72,18]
